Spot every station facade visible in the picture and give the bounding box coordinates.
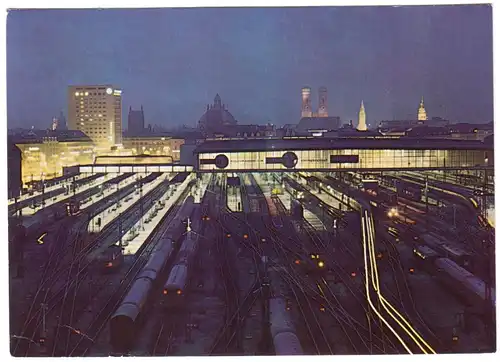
[193,138,493,172]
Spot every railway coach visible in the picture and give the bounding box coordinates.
[162,210,202,309]
[269,297,303,355]
[109,196,195,354]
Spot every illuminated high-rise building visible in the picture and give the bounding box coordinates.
[357,100,367,131]
[301,87,313,118]
[418,96,428,121]
[68,85,123,147]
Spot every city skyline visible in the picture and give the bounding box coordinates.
[7,5,493,129]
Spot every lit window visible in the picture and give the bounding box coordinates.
[85,92,89,96]
[75,92,79,96]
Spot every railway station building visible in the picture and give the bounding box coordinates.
[193,138,493,173]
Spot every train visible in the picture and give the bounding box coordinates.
[362,179,379,193]
[413,246,494,310]
[66,200,81,216]
[435,258,495,309]
[269,297,303,355]
[226,173,241,187]
[109,196,195,354]
[290,199,304,220]
[413,245,440,272]
[265,195,283,229]
[395,180,423,202]
[21,203,68,239]
[418,233,473,269]
[162,211,202,308]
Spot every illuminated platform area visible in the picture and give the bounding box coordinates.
[194,138,493,172]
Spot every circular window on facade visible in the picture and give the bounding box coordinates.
[214,154,229,169]
[282,152,298,169]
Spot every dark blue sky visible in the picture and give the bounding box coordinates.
[7,5,493,129]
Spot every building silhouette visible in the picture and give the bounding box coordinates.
[128,105,145,135]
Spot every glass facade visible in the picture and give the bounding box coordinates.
[198,148,489,171]
[17,140,95,184]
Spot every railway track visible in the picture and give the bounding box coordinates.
[13,218,89,356]
[207,176,267,355]
[68,182,194,356]
[12,174,175,356]
[379,231,442,351]
[269,178,397,354]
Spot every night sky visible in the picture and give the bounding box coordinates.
[7,5,493,129]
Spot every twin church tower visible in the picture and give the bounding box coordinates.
[300,86,427,131]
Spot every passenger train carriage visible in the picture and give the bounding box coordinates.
[109,196,195,354]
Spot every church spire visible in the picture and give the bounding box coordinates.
[357,100,367,131]
[418,96,428,121]
[214,93,222,108]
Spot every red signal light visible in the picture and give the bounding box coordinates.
[163,290,168,295]
[351,272,357,277]
[226,233,231,238]
[106,262,113,267]
[176,289,183,295]
[294,259,301,265]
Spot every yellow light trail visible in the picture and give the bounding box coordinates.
[361,215,413,354]
[364,210,436,354]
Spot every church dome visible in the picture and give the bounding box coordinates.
[198,94,237,133]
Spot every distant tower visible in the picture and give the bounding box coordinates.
[318,86,328,117]
[357,101,367,131]
[418,96,428,121]
[301,87,313,118]
[214,94,222,109]
[51,117,59,131]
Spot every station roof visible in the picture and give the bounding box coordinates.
[194,137,492,154]
[9,129,92,144]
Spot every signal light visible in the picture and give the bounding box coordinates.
[318,261,325,268]
[106,262,113,267]
[319,306,326,312]
[452,336,459,342]
[294,259,301,265]
[377,253,383,259]
[163,290,168,295]
[39,337,46,346]
[226,233,231,238]
[351,272,357,277]
[243,234,248,239]
[409,268,415,273]
[177,289,182,295]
